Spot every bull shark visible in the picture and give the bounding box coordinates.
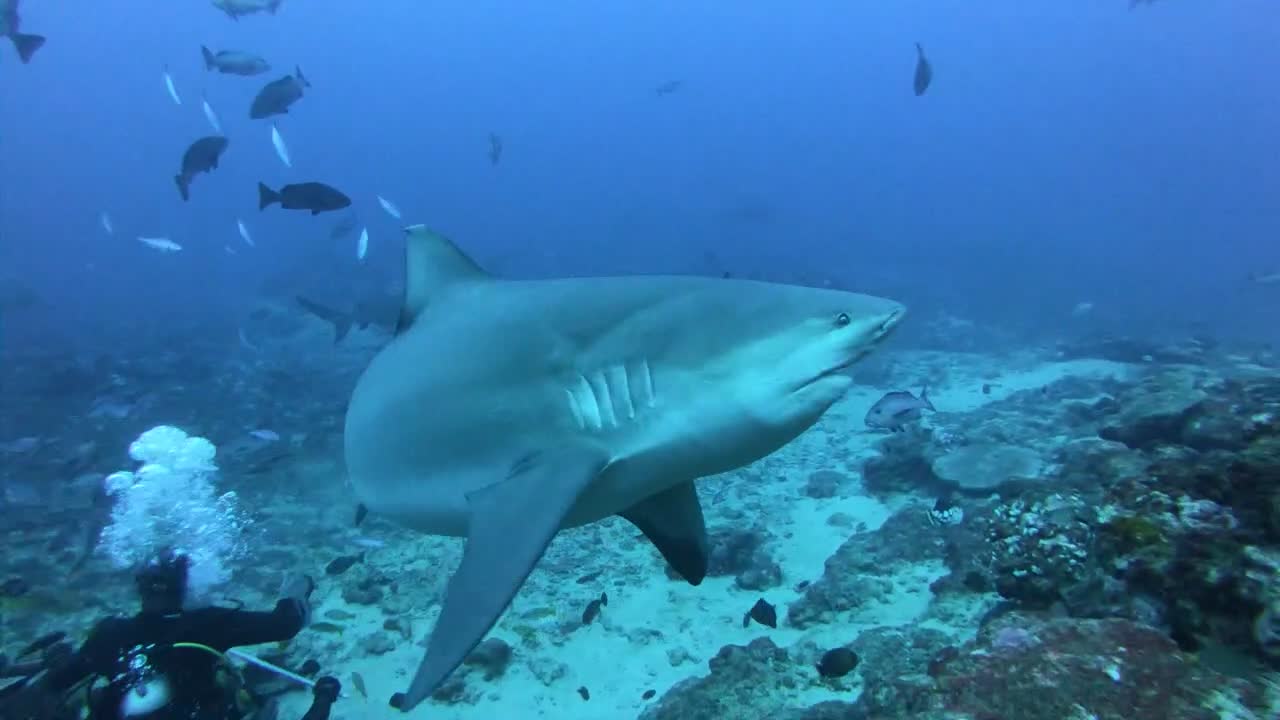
[344,225,905,711]
[295,293,397,343]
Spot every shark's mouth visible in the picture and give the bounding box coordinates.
[797,308,905,390]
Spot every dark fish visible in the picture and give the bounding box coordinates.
[296,295,397,343]
[329,213,358,239]
[211,0,283,21]
[488,132,503,166]
[351,671,367,698]
[1,0,45,64]
[249,66,309,119]
[581,591,608,625]
[354,503,368,526]
[816,647,859,678]
[324,551,364,575]
[743,598,777,629]
[175,136,229,201]
[323,609,356,621]
[576,686,590,700]
[298,659,321,677]
[655,80,682,96]
[309,622,345,635]
[864,387,935,432]
[201,45,270,75]
[258,181,351,215]
[575,570,602,585]
[642,689,655,700]
[913,42,932,96]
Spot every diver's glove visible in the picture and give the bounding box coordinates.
[301,677,340,720]
[279,574,315,627]
[313,677,340,704]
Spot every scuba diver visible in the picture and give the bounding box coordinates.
[0,549,341,720]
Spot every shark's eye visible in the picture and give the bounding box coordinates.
[835,312,851,327]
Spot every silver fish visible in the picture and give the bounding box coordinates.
[864,387,934,432]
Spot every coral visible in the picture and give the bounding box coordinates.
[931,443,1045,494]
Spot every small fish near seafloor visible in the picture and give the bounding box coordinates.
[581,592,608,625]
[175,136,229,201]
[742,598,777,629]
[864,386,935,432]
[258,181,350,215]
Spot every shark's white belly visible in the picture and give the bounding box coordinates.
[346,354,796,536]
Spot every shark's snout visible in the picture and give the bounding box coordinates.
[876,305,906,341]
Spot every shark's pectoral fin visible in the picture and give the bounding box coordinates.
[392,446,610,713]
[621,480,708,586]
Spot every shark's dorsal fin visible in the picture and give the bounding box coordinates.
[398,224,489,334]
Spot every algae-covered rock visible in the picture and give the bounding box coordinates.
[931,443,1044,494]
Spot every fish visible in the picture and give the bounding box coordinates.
[323,609,356,621]
[249,428,279,441]
[655,80,682,96]
[258,181,350,215]
[1,0,44,64]
[488,133,502,166]
[1071,301,1095,318]
[581,592,608,625]
[202,93,222,133]
[138,237,182,253]
[249,66,309,119]
[325,552,365,576]
[352,536,385,549]
[271,123,291,167]
[211,0,283,21]
[99,212,114,235]
[295,293,397,343]
[237,219,255,247]
[309,622,345,635]
[816,647,859,678]
[200,45,270,75]
[864,387,935,432]
[351,672,367,698]
[163,65,182,105]
[347,225,904,711]
[330,214,359,239]
[376,195,401,219]
[356,228,369,262]
[1250,270,1280,285]
[913,42,932,96]
[576,687,590,701]
[743,598,777,629]
[175,136,229,201]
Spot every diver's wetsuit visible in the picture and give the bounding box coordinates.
[44,599,306,720]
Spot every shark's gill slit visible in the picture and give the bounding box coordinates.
[573,373,602,429]
[564,389,585,429]
[588,371,618,428]
[608,364,636,420]
[639,358,655,407]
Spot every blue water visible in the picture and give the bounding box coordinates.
[4,1,1278,349]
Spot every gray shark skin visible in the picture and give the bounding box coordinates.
[344,225,905,712]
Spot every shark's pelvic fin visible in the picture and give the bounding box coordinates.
[398,225,490,334]
[620,480,709,585]
[392,445,610,712]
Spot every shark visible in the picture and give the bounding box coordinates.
[343,225,906,711]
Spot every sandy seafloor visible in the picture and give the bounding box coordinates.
[252,350,1134,720]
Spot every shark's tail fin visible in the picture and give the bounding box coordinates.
[258,182,280,210]
[201,45,216,70]
[919,385,936,412]
[296,295,353,343]
[295,65,311,88]
[175,174,191,202]
[11,33,46,64]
